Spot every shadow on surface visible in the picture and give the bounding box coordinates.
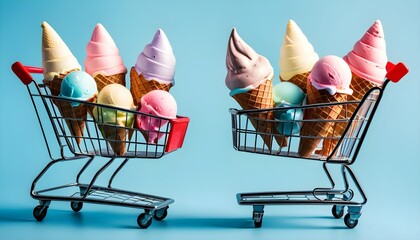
[0,207,346,230]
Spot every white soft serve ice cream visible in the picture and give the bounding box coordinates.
[279,19,319,80]
[41,21,81,81]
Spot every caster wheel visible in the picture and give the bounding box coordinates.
[70,201,83,212]
[344,213,358,229]
[154,207,168,221]
[254,219,262,228]
[33,205,48,221]
[137,213,152,229]
[332,205,344,219]
[253,211,264,228]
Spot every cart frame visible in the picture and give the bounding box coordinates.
[229,62,408,228]
[12,62,189,229]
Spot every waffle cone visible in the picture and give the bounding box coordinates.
[233,79,287,149]
[57,102,87,145]
[130,67,172,106]
[316,74,377,156]
[43,71,87,145]
[280,72,310,93]
[94,73,126,92]
[298,81,347,158]
[98,124,128,156]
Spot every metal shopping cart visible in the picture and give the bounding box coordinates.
[229,62,408,228]
[12,62,189,229]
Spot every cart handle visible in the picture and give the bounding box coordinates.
[166,116,190,153]
[386,61,409,83]
[11,62,43,85]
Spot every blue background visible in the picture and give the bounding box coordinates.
[1,0,419,239]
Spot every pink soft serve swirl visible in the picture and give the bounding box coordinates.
[344,20,387,85]
[85,24,127,76]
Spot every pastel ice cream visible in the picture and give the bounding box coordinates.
[309,55,353,95]
[225,28,286,149]
[60,71,97,107]
[298,56,353,158]
[93,84,136,155]
[56,71,97,145]
[225,28,273,95]
[318,20,388,157]
[279,20,319,92]
[273,82,305,135]
[42,21,81,81]
[42,21,81,96]
[136,90,177,143]
[273,81,306,106]
[85,23,127,92]
[344,20,387,85]
[131,29,176,105]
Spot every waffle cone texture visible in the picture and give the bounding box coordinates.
[233,79,287,149]
[298,81,347,158]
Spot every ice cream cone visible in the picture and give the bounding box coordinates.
[298,81,347,158]
[280,71,310,93]
[233,79,287,149]
[57,102,88,145]
[98,124,127,155]
[44,71,89,145]
[130,67,172,106]
[316,74,376,156]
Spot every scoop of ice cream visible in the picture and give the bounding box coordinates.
[93,84,135,127]
[134,29,176,85]
[273,81,305,135]
[280,20,319,80]
[309,55,353,95]
[85,23,127,77]
[343,20,387,85]
[273,81,306,106]
[42,21,81,81]
[136,90,177,143]
[275,105,304,135]
[59,71,97,107]
[225,28,274,96]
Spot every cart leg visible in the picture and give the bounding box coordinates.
[75,156,95,184]
[108,158,129,188]
[81,158,115,198]
[252,205,264,228]
[344,206,362,228]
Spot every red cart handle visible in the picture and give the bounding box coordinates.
[386,61,409,83]
[165,116,190,153]
[11,62,43,85]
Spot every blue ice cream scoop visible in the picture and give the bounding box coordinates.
[60,71,97,107]
[273,82,306,135]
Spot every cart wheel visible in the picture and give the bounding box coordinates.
[137,213,152,229]
[154,207,168,221]
[33,205,48,221]
[253,211,264,228]
[344,213,358,228]
[332,205,344,219]
[70,201,83,212]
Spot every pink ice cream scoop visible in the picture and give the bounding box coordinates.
[309,55,353,95]
[136,90,177,143]
[344,20,387,85]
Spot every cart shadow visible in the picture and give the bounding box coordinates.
[0,208,346,230]
[146,215,347,230]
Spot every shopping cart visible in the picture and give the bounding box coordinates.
[11,62,189,229]
[229,61,408,228]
